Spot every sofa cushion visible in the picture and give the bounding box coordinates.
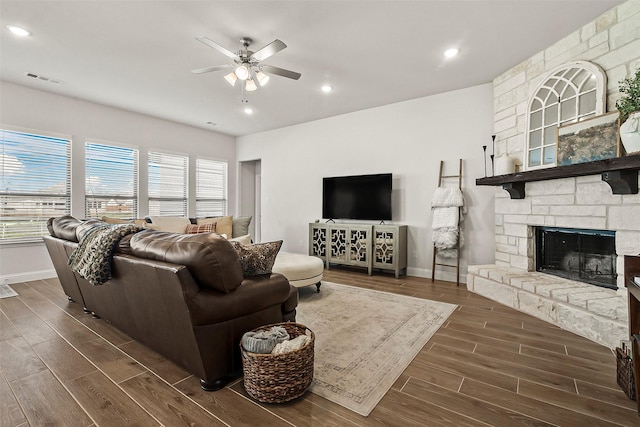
[51,215,83,242]
[230,240,282,276]
[129,229,244,293]
[147,216,191,233]
[186,223,216,234]
[232,216,252,238]
[197,216,233,237]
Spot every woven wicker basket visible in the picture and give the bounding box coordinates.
[616,347,637,401]
[241,322,314,403]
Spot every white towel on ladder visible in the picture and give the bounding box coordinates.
[431,206,459,229]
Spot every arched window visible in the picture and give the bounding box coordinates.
[525,61,606,170]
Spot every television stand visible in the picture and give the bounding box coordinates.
[309,222,407,278]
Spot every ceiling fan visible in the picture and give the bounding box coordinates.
[192,36,301,100]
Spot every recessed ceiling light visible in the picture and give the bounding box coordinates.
[7,25,31,37]
[321,84,333,93]
[205,121,218,126]
[444,48,459,58]
[244,107,253,115]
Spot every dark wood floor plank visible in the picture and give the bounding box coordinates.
[475,344,618,390]
[118,340,191,385]
[65,370,160,426]
[416,349,519,392]
[228,380,364,427]
[79,338,146,383]
[46,314,101,346]
[0,311,21,342]
[431,343,578,393]
[120,371,227,426]
[446,320,567,353]
[401,376,554,426]
[460,377,621,426]
[175,376,294,427]
[10,314,60,345]
[518,379,639,426]
[575,379,638,411]
[78,316,134,346]
[0,297,35,321]
[0,337,48,382]
[484,320,613,354]
[10,370,93,426]
[520,344,616,376]
[394,360,464,393]
[436,325,521,353]
[370,388,486,426]
[31,336,98,382]
[0,374,26,427]
[566,344,617,363]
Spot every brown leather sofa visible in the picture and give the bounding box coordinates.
[43,215,298,391]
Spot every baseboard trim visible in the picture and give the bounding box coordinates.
[1,269,56,285]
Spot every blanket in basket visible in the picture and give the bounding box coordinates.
[68,223,142,286]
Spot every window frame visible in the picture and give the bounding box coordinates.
[195,156,228,218]
[524,61,607,171]
[1,125,72,244]
[84,139,139,220]
[147,150,189,218]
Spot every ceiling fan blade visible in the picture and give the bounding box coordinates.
[191,64,233,74]
[195,36,237,59]
[261,64,301,80]
[251,39,287,61]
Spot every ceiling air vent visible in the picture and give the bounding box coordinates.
[24,72,63,85]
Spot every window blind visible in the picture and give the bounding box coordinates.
[196,158,227,217]
[85,142,138,220]
[148,151,188,217]
[1,129,71,243]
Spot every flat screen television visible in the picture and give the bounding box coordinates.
[322,173,392,221]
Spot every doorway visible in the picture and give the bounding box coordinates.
[239,160,261,242]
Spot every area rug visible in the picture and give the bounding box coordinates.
[0,284,18,299]
[296,281,457,416]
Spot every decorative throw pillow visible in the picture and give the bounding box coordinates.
[147,216,191,233]
[197,215,233,237]
[230,240,282,276]
[232,216,252,238]
[229,234,252,245]
[186,223,216,234]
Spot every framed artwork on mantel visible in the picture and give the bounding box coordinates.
[556,111,621,166]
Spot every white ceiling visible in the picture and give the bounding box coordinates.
[0,1,622,137]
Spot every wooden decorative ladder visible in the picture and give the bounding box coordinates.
[431,159,463,286]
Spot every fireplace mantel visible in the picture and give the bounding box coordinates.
[476,155,640,199]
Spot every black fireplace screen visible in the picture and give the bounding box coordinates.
[535,227,616,289]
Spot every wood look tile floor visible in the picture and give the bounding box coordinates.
[1,268,639,426]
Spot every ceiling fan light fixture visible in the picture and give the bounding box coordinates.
[321,84,333,93]
[444,48,459,58]
[235,64,249,80]
[256,71,270,86]
[7,25,30,37]
[245,79,257,92]
[224,72,238,86]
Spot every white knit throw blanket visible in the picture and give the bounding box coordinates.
[431,187,464,208]
[432,206,459,229]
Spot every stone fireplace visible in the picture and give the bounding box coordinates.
[467,173,637,348]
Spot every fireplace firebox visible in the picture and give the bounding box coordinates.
[535,227,616,289]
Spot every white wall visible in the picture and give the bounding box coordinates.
[0,81,236,283]
[237,84,496,281]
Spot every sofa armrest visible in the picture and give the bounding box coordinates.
[187,273,292,325]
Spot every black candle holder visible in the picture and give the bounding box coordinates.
[482,145,487,177]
